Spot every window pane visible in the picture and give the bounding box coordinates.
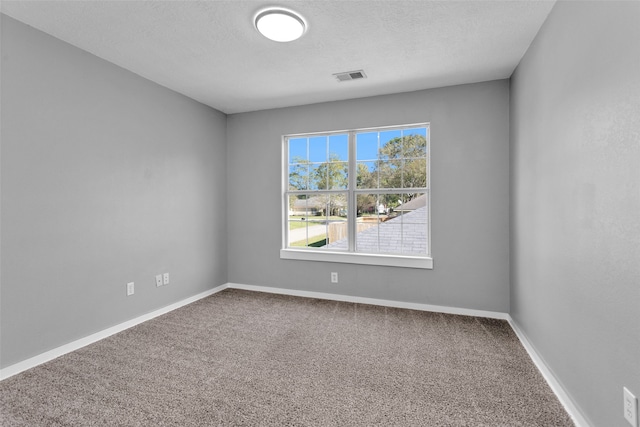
[401,226,428,255]
[309,136,327,163]
[289,194,349,250]
[355,193,384,253]
[288,219,302,246]
[356,193,377,218]
[397,193,427,216]
[378,133,402,161]
[288,218,308,246]
[288,164,308,190]
[356,161,377,189]
[289,220,328,248]
[356,193,428,255]
[380,130,401,158]
[378,160,401,189]
[330,193,348,218]
[404,127,427,138]
[289,138,307,163]
[356,132,378,161]
[303,220,328,247]
[326,223,347,249]
[356,224,379,252]
[329,134,348,162]
[309,164,325,190]
[402,129,427,158]
[288,194,326,247]
[379,193,402,216]
[288,194,314,218]
[402,158,427,188]
[306,195,327,217]
[325,193,348,250]
[328,162,348,190]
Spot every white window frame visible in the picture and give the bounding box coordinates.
[280,123,432,269]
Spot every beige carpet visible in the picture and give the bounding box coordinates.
[0,289,573,426]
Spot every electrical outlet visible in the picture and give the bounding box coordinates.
[331,272,338,283]
[163,273,169,285]
[126,282,135,296]
[624,387,638,426]
[155,274,163,287]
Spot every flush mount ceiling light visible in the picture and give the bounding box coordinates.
[255,8,306,42]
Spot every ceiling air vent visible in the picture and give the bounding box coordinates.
[333,70,367,82]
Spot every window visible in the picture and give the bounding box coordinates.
[281,124,431,269]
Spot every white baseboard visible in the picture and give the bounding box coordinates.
[227,282,509,320]
[507,316,591,427]
[0,284,228,381]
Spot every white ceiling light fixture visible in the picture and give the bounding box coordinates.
[255,7,307,42]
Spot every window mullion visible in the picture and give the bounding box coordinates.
[348,131,357,252]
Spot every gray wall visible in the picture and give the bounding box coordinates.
[0,15,228,368]
[510,2,640,426]
[227,80,510,312]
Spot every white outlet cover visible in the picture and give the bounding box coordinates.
[155,275,163,287]
[624,387,638,426]
[163,273,169,285]
[127,282,135,296]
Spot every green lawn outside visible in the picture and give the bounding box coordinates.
[290,234,328,247]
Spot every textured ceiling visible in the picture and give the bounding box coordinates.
[1,0,555,114]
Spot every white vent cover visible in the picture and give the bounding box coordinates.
[333,70,367,82]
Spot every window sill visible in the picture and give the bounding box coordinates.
[280,249,433,269]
